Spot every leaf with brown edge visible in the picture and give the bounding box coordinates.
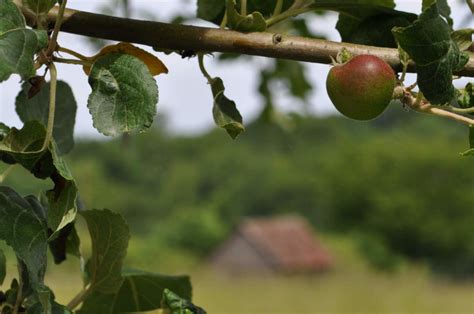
[83,42,168,76]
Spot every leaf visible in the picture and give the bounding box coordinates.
[162,289,206,314]
[0,188,48,289]
[0,121,78,235]
[87,53,159,136]
[0,249,5,285]
[22,0,57,16]
[451,28,474,52]
[392,3,469,105]
[80,209,130,294]
[84,42,168,76]
[15,80,77,155]
[210,77,244,139]
[422,0,452,26]
[226,0,266,32]
[0,0,48,82]
[0,123,8,141]
[315,0,417,48]
[457,82,474,116]
[48,223,81,264]
[79,270,192,313]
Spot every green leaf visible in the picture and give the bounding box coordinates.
[309,1,417,48]
[79,270,192,313]
[210,77,244,139]
[392,3,469,105]
[226,0,266,32]
[0,249,5,285]
[457,82,474,116]
[0,121,78,235]
[422,0,452,26]
[197,0,225,23]
[0,123,9,141]
[80,209,130,294]
[87,53,158,136]
[22,0,58,16]
[162,289,206,314]
[48,222,81,264]
[451,28,474,52]
[16,80,77,155]
[0,0,47,82]
[0,188,48,289]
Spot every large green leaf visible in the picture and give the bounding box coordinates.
[16,80,77,155]
[308,0,417,47]
[0,188,48,289]
[422,0,452,26]
[80,209,130,294]
[0,248,5,285]
[79,270,192,313]
[0,121,78,235]
[210,77,244,139]
[87,53,158,136]
[392,4,469,105]
[22,0,58,16]
[0,0,47,82]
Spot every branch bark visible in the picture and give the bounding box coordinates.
[17,3,474,77]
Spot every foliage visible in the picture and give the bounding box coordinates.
[0,0,472,312]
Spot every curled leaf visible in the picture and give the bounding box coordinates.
[84,42,168,76]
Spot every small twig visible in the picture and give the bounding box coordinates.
[431,105,474,114]
[66,287,90,310]
[403,89,474,126]
[219,12,228,29]
[45,0,68,56]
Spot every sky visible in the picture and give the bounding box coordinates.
[0,0,472,138]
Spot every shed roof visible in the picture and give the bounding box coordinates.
[237,216,333,272]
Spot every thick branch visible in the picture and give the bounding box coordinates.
[18,4,474,77]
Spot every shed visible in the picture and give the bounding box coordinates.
[210,216,333,274]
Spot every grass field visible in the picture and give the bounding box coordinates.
[2,235,474,313]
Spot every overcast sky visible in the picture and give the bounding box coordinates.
[0,1,472,138]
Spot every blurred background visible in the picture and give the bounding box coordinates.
[1,0,474,313]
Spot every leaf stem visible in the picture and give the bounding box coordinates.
[273,0,284,16]
[58,46,91,61]
[66,287,90,310]
[431,105,474,114]
[220,12,228,29]
[0,165,16,183]
[266,6,313,27]
[46,0,68,57]
[198,54,213,83]
[40,62,58,151]
[53,56,91,66]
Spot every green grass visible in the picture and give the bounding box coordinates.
[2,235,474,313]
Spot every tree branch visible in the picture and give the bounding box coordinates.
[17,4,474,77]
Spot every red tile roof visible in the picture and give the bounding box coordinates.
[238,216,333,272]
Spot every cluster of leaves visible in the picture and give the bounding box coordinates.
[0,0,202,313]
